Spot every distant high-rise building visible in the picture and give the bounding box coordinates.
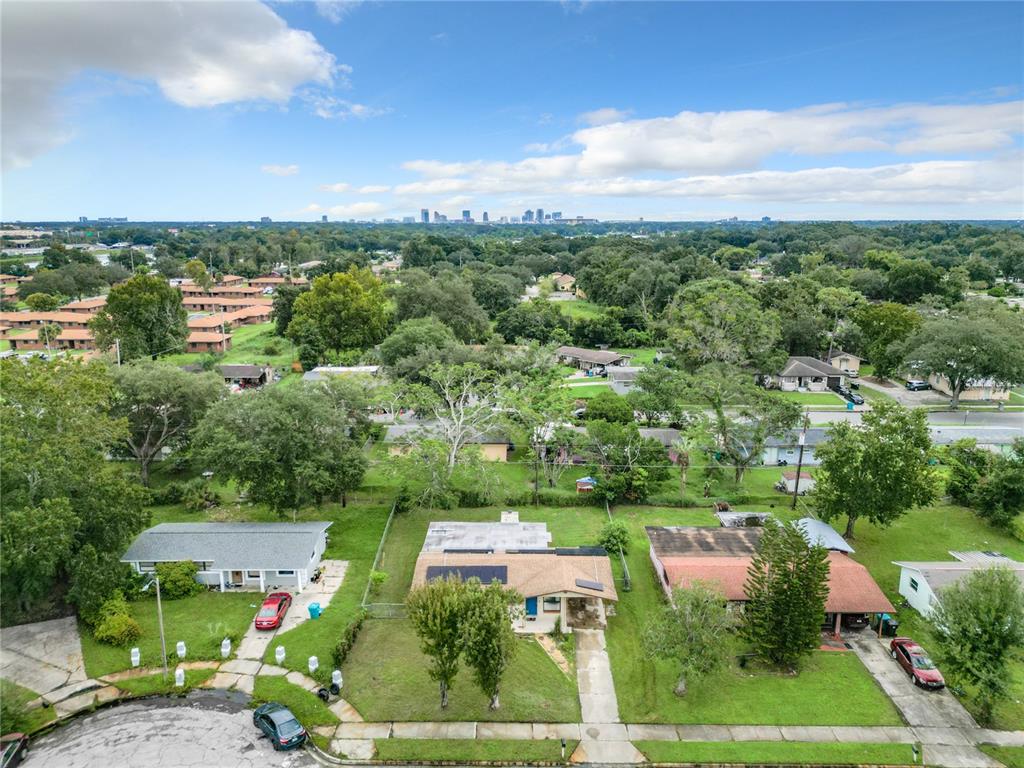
[403,216,416,223]
[511,216,520,223]
[761,216,772,223]
[321,215,328,223]
[536,208,544,223]
[421,208,430,223]
[523,209,534,223]
[482,212,489,223]
[260,216,272,224]
[462,209,471,222]
[552,212,562,220]
[78,216,88,223]
[433,210,441,223]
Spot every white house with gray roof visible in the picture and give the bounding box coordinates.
[893,551,1024,617]
[121,522,332,593]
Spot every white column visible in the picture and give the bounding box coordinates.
[218,571,225,592]
[259,571,265,593]
[560,597,569,634]
[296,571,304,593]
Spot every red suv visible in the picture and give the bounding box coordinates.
[890,637,945,689]
[254,592,292,630]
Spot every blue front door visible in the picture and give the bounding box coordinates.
[525,597,538,616]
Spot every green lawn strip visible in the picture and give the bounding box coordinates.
[776,391,846,405]
[616,347,661,365]
[374,739,576,763]
[636,741,915,765]
[556,299,604,319]
[251,676,340,728]
[564,383,612,399]
[0,678,57,734]
[80,591,260,678]
[981,746,1024,768]
[605,506,900,726]
[341,620,580,722]
[115,668,216,697]
[260,504,390,682]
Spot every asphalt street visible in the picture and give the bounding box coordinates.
[27,692,315,768]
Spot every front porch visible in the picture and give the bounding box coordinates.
[197,567,310,594]
[513,593,607,634]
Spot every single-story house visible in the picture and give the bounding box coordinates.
[929,426,1023,457]
[826,351,862,376]
[61,296,106,314]
[218,275,244,286]
[554,345,630,371]
[412,549,617,634]
[763,357,846,392]
[186,331,231,353]
[384,421,511,461]
[647,525,889,634]
[894,551,1024,618]
[187,313,232,330]
[181,296,273,312]
[760,428,829,466]
[219,364,273,388]
[927,373,1011,402]
[121,522,332,593]
[553,274,576,292]
[302,365,382,382]
[0,311,92,329]
[421,512,552,552]
[609,366,642,395]
[777,470,816,494]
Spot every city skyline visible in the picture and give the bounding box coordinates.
[2,2,1022,222]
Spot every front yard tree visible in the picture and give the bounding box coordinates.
[643,582,734,696]
[899,301,1024,409]
[852,302,921,380]
[932,567,1024,725]
[90,273,188,360]
[743,521,830,670]
[25,292,61,311]
[286,267,389,354]
[193,385,361,517]
[183,259,213,290]
[462,580,521,710]
[111,362,224,485]
[406,576,467,709]
[586,419,672,504]
[815,401,936,538]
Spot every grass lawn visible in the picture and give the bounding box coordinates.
[1008,390,1024,405]
[776,390,846,405]
[617,347,661,365]
[261,504,391,683]
[556,299,603,319]
[80,592,260,678]
[162,322,296,371]
[636,741,915,765]
[981,746,1024,768]
[565,382,612,399]
[251,676,340,728]
[605,506,901,726]
[116,668,215,697]
[341,619,580,722]
[0,679,57,734]
[375,739,577,762]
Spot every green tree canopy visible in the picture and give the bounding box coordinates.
[286,267,389,358]
[852,302,922,379]
[90,273,188,360]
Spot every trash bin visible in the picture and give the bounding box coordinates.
[877,613,899,637]
[846,401,854,411]
[308,602,322,620]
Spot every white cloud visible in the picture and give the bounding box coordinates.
[303,201,387,218]
[315,1,362,24]
[358,184,391,194]
[302,93,390,120]
[262,164,300,176]
[1,1,339,170]
[319,182,351,192]
[578,107,632,126]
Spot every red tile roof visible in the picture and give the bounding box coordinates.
[661,556,753,601]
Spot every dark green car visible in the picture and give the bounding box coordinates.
[253,702,307,751]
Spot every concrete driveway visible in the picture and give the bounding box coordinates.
[858,377,949,407]
[28,693,314,768]
[235,560,348,661]
[0,616,87,695]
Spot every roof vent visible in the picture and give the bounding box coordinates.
[500,510,519,523]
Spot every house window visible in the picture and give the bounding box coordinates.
[909,578,919,592]
[246,570,260,579]
[277,570,295,576]
[543,597,561,613]
[138,561,156,572]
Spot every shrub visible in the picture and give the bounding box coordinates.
[456,486,494,508]
[155,561,204,599]
[368,570,389,596]
[393,484,414,515]
[598,519,631,554]
[263,341,282,356]
[94,591,142,646]
[150,481,186,506]
[181,478,220,511]
[332,611,367,668]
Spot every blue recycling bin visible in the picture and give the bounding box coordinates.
[308,602,322,620]
[846,401,854,411]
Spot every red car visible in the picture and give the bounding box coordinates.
[890,637,945,689]
[254,592,292,630]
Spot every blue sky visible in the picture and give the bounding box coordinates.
[2,1,1022,221]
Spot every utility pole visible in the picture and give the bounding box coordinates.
[791,415,809,510]
[155,574,168,681]
[115,337,122,366]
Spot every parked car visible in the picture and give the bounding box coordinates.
[846,392,865,405]
[253,702,307,750]
[254,592,292,630]
[890,637,945,689]
[849,380,860,390]
[905,380,931,391]
[1,734,27,768]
